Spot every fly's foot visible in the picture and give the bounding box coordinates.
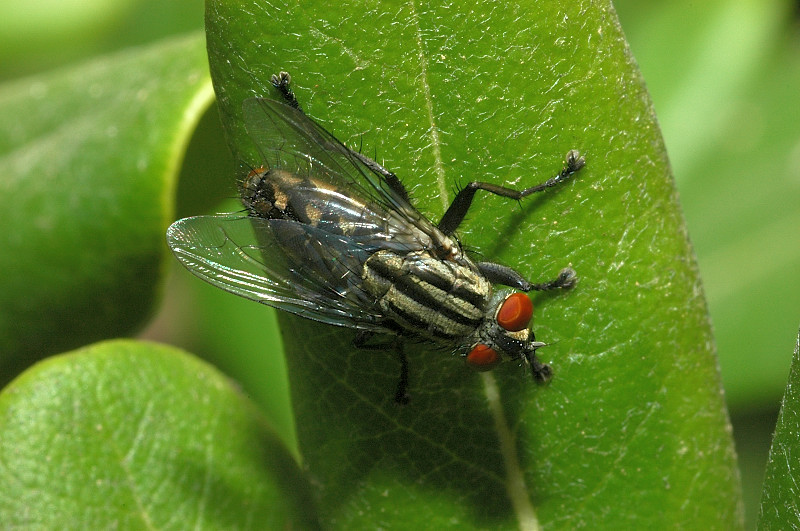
[554,267,577,289]
[270,71,291,92]
[564,149,585,174]
[270,71,301,110]
[529,355,553,383]
[529,267,577,291]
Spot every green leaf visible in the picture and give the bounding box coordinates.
[0,33,213,383]
[203,0,743,528]
[612,2,800,527]
[757,327,800,529]
[161,255,297,451]
[615,0,800,411]
[0,339,317,529]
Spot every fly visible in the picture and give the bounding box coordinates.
[167,72,585,403]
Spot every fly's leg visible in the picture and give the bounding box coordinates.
[354,331,410,404]
[270,71,301,110]
[351,154,411,204]
[270,71,412,203]
[394,345,410,404]
[477,262,576,291]
[444,150,583,292]
[437,150,585,235]
[527,351,553,383]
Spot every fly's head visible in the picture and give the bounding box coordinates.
[465,289,552,382]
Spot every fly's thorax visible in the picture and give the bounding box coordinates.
[464,289,541,371]
[362,250,491,343]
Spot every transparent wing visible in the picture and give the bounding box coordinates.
[250,176,433,254]
[242,97,441,251]
[166,214,393,333]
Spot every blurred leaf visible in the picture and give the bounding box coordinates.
[613,2,800,528]
[757,326,800,528]
[614,0,800,408]
[0,0,135,79]
[0,339,317,529]
[0,33,213,384]
[0,0,205,81]
[149,255,296,451]
[200,0,744,527]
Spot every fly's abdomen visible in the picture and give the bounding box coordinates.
[362,250,491,342]
[242,168,425,247]
[241,168,315,221]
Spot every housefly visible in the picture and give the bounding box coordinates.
[167,72,585,402]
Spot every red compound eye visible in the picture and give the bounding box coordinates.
[497,292,533,332]
[466,344,501,371]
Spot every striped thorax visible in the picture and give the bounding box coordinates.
[362,249,490,342]
[362,249,544,373]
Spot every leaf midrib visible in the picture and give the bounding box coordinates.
[409,2,539,529]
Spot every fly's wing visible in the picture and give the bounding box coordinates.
[166,214,393,333]
[242,97,440,252]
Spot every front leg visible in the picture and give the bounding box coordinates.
[437,150,585,235]
[477,262,577,291]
